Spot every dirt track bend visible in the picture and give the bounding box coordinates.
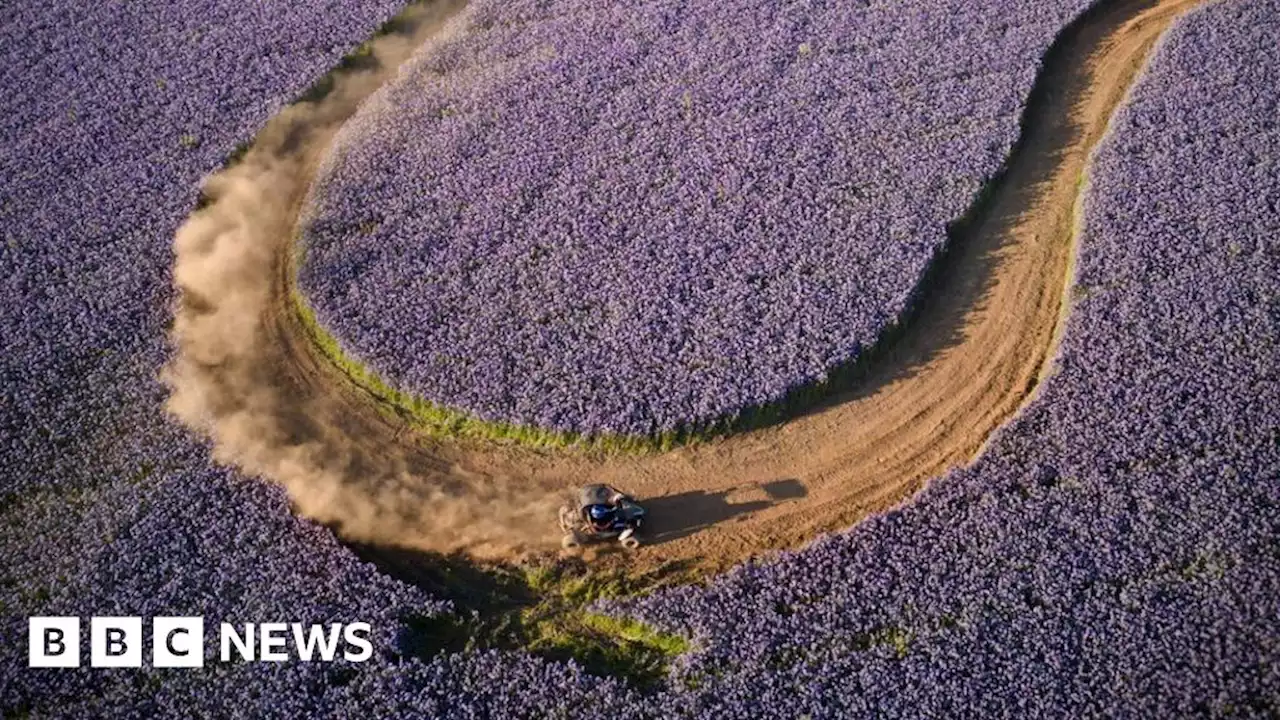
[175,0,1206,575]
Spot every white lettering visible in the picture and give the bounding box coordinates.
[259,622,288,661]
[292,623,343,662]
[343,622,373,662]
[220,623,255,662]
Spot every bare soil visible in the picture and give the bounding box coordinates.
[254,0,1204,575]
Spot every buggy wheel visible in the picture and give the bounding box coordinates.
[557,506,576,532]
[620,534,640,550]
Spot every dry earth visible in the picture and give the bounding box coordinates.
[169,0,1207,577]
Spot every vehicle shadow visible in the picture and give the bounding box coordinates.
[761,478,807,500]
[642,478,806,545]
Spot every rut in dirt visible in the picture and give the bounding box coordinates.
[164,0,1208,574]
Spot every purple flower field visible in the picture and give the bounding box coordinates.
[298,0,1093,436]
[3,0,1278,717]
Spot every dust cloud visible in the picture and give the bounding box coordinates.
[162,0,561,559]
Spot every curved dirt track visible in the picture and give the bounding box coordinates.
[171,0,1206,576]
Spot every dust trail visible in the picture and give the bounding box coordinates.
[163,0,561,558]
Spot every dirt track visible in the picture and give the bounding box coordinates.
[180,0,1206,576]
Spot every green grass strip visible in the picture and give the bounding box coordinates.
[394,558,695,690]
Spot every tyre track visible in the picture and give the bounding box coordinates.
[168,0,1207,573]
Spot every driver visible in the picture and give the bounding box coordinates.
[579,484,628,531]
[585,503,620,531]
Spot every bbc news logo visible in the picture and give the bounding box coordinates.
[29,617,373,668]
